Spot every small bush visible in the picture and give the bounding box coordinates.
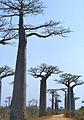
[73,107,84,120]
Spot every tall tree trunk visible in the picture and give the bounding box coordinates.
[66,84,70,117]
[39,79,46,116]
[55,97,58,114]
[70,87,75,117]
[0,80,1,106]
[64,90,67,116]
[51,91,54,114]
[10,12,27,120]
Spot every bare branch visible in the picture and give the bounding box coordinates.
[0,0,20,12]
[0,65,14,79]
[29,63,61,79]
[55,73,82,87]
[72,81,84,88]
[0,0,45,16]
[24,21,61,30]
[54,79,68,87]
[23,0,45,15]
[0,14,19,18]
[26,28,70,38]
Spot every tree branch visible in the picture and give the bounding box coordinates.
[0,14,19,18]
[26,28,70,38]
[0,0,20,11]
[1,72,14,79]
[72,81,84,88]
[24,21,61,30]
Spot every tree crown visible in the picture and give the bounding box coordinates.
[29,63,62,80]
[0,0,71,45]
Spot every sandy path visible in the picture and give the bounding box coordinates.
[42,114,72,120]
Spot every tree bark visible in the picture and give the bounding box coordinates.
[10,12,27,120]
[0,80,1,106]
[39,79,46,116]
[70,87,75,117]
[51,91,54,114]
[66,84,70,117]
[64,91,67,116]
[55,97,58,114]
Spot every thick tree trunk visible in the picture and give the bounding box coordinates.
[55,97,58,114]
[10,12,27,120]
[70,87,75,117]
[39,79,46,116]
[66,85,70,117]
[64,91,67,116]
[0,80,1,106]
[51,91,54,114]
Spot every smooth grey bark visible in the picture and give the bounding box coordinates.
[55,97,58,114]
[66,84,70,117]
[0,80,1,106]
[64,91,67,109]
[39,79,46,116]
[64,90,67,116]
[10,12,26,120]
[51,91,54,114]
[70,87,75,117]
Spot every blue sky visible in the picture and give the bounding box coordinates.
[0,0,84,109]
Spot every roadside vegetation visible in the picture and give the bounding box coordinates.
[0,106,84,120]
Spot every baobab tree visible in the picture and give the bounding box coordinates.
[0,0,70,119]
[29,63,62,116]
[0,18,17,45]
[6,96,11,107]
[0,65,14,106]
[47,88,59,114]
[74,97,80,111]
[5,100,8,107]
[55,73,83,116]
[69,80,84,117]
[59,88,67,116]
[54,93,61,114]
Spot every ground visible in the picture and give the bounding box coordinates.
[37,114,72,120]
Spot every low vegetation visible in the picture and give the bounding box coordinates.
[0,106,84,120]
[73,107,84,120]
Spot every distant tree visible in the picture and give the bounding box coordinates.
[54,93,61,114]
[82,100,84,105]
[74,97,80,111]
[5,100,8,107]
[6,96,11,107]
[70,80,84,117]
[59,88,67,116]
[29,63,62,116]
[55,73,83,117]
[0,65,14,106]
[0,0,70,119]
[28,99,38,107]
[47,89,59,114]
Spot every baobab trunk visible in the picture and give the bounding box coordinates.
[51,91,54,114]
[64,90,67,116]
[70,87,75,117]
[66,85,70,117]
[0,80,1,106]
[39,79,46,116]
[55,97,58,114]
[10,12,27,120]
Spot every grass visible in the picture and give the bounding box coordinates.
[0,106,84,120]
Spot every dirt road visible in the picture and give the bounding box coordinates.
[42,114,72,120]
